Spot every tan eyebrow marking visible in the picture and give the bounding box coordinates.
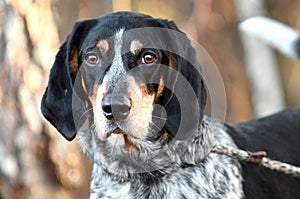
[130,40,143,55]
[97,39,109,54]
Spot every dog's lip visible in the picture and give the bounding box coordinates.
[112,127,126,135]
[109,127,139,152]
[108,127,141,139]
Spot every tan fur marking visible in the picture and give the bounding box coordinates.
[139,85,150,98]
[97,39,109,54]
[124,135,138,152]
[130,40,143,55]
[69,47,78,73]
[132,84,154,128]
[169,51,176,69]
[90,84,100,107]
[154,77,165,104]
[81,76,88,94]
[126,76,155,138]
[94,76,108,108]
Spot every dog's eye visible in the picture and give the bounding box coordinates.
[141,53,156,64]
[85,53,99,65]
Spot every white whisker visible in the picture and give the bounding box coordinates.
[152,115,167,120]
[79,108,94,121]
[149,121,163,131]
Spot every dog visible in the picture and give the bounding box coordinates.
[41,12,300,198]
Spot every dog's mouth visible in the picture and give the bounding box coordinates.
[107,127,139,152]
[112,127,126,135]
[108,127,141,140]
[104,127,126,138]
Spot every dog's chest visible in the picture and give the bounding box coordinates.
[89,153,243,199]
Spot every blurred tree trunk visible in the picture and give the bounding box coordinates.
[235,0,285,117]
[0,0,90,198]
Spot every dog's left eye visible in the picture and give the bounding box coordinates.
[85,52,99,65]
[141,52,157,64]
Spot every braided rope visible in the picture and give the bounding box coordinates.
[211,145,300,178]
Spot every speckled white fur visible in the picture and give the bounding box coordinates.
[85,118,244,199]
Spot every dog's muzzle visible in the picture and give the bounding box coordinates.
[102,95,132,121]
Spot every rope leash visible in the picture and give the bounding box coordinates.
[211,145,300,178]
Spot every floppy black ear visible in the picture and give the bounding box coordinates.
[160,20,207,140]
[41,19,97,141]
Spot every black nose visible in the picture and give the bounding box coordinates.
[101,96,131,120]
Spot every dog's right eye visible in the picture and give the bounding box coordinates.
[85,53,99,65]
[141,52,157,64]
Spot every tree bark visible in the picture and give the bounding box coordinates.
[0,0,91,198]
[235,0,285,117]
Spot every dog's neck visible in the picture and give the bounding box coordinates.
[89,118,244,199]
[91,119,216,182]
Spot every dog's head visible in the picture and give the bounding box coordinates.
[41,12,209,177]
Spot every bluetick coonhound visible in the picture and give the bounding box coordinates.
[41,12,300,198]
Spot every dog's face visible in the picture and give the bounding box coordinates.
[41,12,208,177]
